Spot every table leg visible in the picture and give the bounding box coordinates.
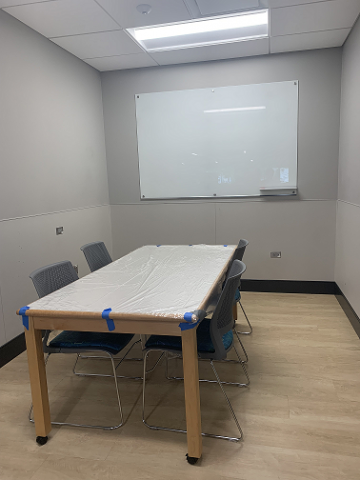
[232,303,238,321]
[25,318,51,443]
[181,327,202,462]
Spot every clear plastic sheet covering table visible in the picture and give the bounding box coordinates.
[26,245,236,319]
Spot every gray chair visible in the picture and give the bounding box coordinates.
[80,241,144,366]
[142,260,248,443]
[231,239,252,335]
[29,260,135,430]
[80,241,112,272]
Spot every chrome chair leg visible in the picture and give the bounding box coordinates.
[236,301,253,335]
[232,344,250,386]
[233,329,249,364]
[210,361,243,440]
[73,341,143,380]
[78,339,143,361]
[73,347,164,381]
[165,349,249,387]
[29,352,124,430]
[143,350,244,442]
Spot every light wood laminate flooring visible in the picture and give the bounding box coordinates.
[1,292,360,480]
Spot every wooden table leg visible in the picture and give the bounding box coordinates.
[25,317,51,443]
[181,327,202,462]
[232,303,238,321]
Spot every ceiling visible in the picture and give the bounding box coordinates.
[1,0,360,71]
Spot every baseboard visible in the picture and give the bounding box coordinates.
[241,279,336,294]
[335,286,360,340]
[0,332,26,369]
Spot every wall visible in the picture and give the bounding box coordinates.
[0,11,112,346]
[101,48,341,281]
[335,16,360,317]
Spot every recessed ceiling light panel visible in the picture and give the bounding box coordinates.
[127,10,268,52]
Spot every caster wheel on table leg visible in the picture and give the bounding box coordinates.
[186,454,199,465]
[36,436,48,446]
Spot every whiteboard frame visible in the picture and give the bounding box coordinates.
[135,81,299,201]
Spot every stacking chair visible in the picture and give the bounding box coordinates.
[28,261,135,430]
[80,241,112,272]
[232,239,252,335]
[80,241,143,365]
[142,260,248,442]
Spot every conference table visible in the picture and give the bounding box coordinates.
[18,244,236,463]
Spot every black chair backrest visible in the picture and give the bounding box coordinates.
[210,260,246,360]
[29,261,79,298]
[80,241,112,272]
[233,239,249,262]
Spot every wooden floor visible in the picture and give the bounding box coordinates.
[1,292,360,480]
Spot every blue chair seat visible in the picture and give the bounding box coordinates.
[234,288,241,302]
[145,319,233,354]
[49,331,134,355]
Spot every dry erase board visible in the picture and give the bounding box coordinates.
[135,81,298,199]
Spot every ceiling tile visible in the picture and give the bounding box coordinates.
[51,30,143,60]
[150,38,269,66]
[268,0,329,7]
[0,0,53,6]
[195,0,260,15]
[83,52,158,71]
[271,0,360,36]
[3,0,120,38]
[94,0,192,28]
[270,28,351,54]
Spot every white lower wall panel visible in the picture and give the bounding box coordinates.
[0,205,112,343]
[215,200,336,281]
[335,201,360,318]
[111,200,336,282]
[110,203,216,260]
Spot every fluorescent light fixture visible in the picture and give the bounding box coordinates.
[204,106,266,113]
[127,10,268,53]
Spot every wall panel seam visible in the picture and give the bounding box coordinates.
[0,204,110,223]
[337,199,360,208]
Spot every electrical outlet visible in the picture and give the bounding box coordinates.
[56,226,63,235]
[270,251,281,258]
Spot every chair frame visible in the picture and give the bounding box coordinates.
[28,261,129,430]
[231,239,253,335]
[80,241,112,272]
[142,260,248,442]
[29,351,124,430]
[142,350,243,442]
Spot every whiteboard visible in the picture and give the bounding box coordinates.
[135,81,298,199]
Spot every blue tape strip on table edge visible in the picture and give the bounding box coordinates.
[179,311,201,331]
[102,308,115,332]
[19,306,30,330]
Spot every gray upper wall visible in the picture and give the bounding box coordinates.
[0,10,109,221]
[338,15,360,206]
[101,48,342,205]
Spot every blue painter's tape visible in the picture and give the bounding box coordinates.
[157,245,161,247]
[224,244,228,247]
[102,308,115,332]
[183,312,194,322]
[179,318,201,331]
[179,310,206,332]
[19,306,30,330]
